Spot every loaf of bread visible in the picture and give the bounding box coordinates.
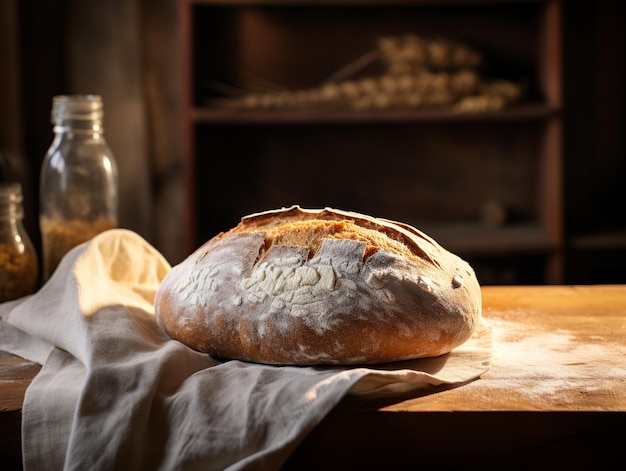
[155,206,481,365]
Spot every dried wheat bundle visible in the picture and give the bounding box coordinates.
[210,33,522,112]
[377,34,484,75]
[227,69,481,111]
[456,79,524,112]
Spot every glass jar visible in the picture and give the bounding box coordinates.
[39,95,118,281]
[0,182,38,302]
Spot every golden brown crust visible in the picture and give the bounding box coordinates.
[155,206,482,365]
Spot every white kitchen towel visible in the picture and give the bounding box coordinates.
[0,229,492,470]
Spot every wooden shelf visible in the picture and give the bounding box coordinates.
[192,103,556,125]
[570,230,626,251]
[187,0,547,6]
[181,0,564,283]
[420,222,555,256]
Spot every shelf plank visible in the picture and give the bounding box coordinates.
[419,222,556,256]
[186,0,547,7]
[191,103,556,125]
[570,230,626,250]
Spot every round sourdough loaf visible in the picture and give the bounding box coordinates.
[155,206,482,365]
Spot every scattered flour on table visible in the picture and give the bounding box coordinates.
[489,318,626,399]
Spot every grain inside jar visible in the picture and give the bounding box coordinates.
[40,216,117,280]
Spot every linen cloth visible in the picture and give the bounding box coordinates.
[0,229,492,470]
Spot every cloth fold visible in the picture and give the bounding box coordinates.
[0,229,491,470]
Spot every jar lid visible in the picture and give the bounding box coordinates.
[0,182,23,203]
[0,182,24,219]
[51,94,103,123]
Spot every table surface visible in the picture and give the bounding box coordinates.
[386,284,626,412]
[2,285,626,468]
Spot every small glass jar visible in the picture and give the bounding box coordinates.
[39,95,118,281]
[0,182,38,302]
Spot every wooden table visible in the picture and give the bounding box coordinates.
[2,285,626,469]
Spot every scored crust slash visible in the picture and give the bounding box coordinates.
[155,206,482,365]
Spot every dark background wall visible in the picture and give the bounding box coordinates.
[562,0,626,282]
[1,0,624,282]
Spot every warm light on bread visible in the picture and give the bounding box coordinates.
[155,206,482,365]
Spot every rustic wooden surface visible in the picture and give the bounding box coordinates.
[0,351,40,468]
[2,285,626,468]
[381,285,626,412]
[0,351,39,412]
[286,285,626,468]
